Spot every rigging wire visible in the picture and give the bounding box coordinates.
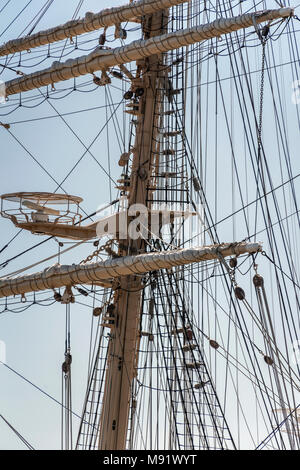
[0,198,119,272]
[0,362,99,429]
[0,0,299,451]
[0,414,35,450]
[255,403,300,450]
[0,0,34,38]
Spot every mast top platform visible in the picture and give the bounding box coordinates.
[1,192,83,205]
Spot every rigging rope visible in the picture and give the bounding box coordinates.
[0,414,35,450]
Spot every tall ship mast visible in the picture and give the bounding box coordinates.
[0,0,299,451]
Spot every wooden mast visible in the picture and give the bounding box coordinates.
[98,9,168,450]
